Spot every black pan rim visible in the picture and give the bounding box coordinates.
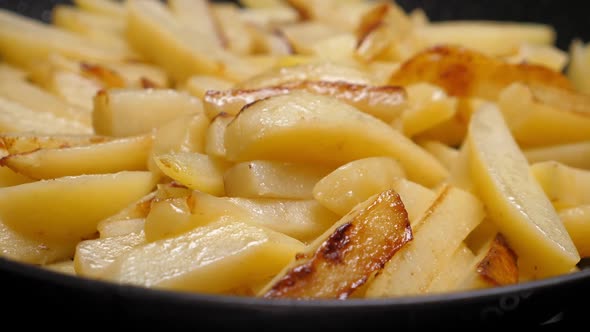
[3,255,589,309]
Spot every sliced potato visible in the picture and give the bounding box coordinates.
[75,231,147,279]
[365,185,484,297]
[203,80,407,122]
[0,166,32,188]
[205,113,233,158]
[44,260,76,275]
[0,220,76,265]
[505,43,568,72]
[155,152,230,196]
[530,161,590,210]
[183,75,234,100]
[0,135,152,179]
[389,45,573,100]
[105,220,304,294]
[418,140,459,171]
[0,134,106,155]
[567,40,590,95]
[525,141,590,169]
[47,70,102,111]
[0,97,91,135]
[415,21,555,56]
[212,3,254,55]
[558,206,590,257]
[98,218,146,239]
[224,91,448,187]
[313,157,405,215]
[146,189,339,243]
[225,160,332,200]
[93,88,204,137]
[0,171,155,242]
[426,244,476,293]
[73,0,126,18]
[467,103,579,277]
[260,189,412,299]
[168,0,225,50]
[498,83,590,147]
[389,178,437,226]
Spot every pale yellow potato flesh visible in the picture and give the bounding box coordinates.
[415,21,555,56]
[105,220,304,293]
[467,103,579,277]
[1,135,152,179]
[498,83,590,147]
[73,0,126,18]
[389,178,437,226]
[567,40,590,95]
[426,244,476,294]
[313,157,405,216]
[0,166,32,188]
[168,0,225,50]
[0,171,155,242]
[75,231,147,279]
[0,220,76,265]
[418,140,459,172]
[183,75,234,100]
[98,218,146,239]
[365,185,484,297]
[225,91,448,187]
[505,43,568,72]
[93,88,204,137]
[204,114,233,158]
[530,161,590,210]
[47,70,102,111]
[44,260,76,275]
[225,160,332,200]
[96,191,155,235]
[145,189,339,243]
[0,96,92,135]
[155,152,230,196]
[558,206,590,257]
[525,141,590,170]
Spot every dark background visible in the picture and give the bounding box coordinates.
[0,0,588,50]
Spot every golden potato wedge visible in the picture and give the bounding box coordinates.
[98,218,146,239]
[205,113,233,159]
[224,92,448,187]
[0,78,91,126]
[105,220,304,294]
[313,157,405,215]
[0,97,92,135]
[145,189,338,243]
[0,134,106,155]
[530,161,590,210]
[467,103,579,277]
[75,231,147,279]
[93,88,204,137]
[0,220,76,265]
[498,83,590,147]
[0,166,32,188]
[525,141,590,169]
[396,83,457,137]
[389,45,573,100]
[426,244,476,294]
[203,80,407,122]
[235,62,374,89]
[225,160,332,200]
[0,171,155,242]
[183,75,234,100]
[261,189,412,299]
[365,185,484,297]
[0,9,132,69]
[558,206,590,257]
[567,40,590,95]
[168,0,226,50]
[154,152,231,196]
[0,135,152,179]
[415,21,555,56]
[389,178,437,226]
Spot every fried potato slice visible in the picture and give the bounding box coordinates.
[105,220,304,294]
[389,45,573,100]
[0,134,106,154]
[260,189,412,299]
[558,206,590,257]
[525,141,590,170]
[467,103,579,277]
[204,113,233,159]
[0,171,155,242]
[224,91,448,187]
[225,160,332,200]
[313,157,405,215]
[93,88,204,137]
[567,39,590,95]
[530,161,590,210]
[365,185,484,297]
[73,0,126,18]
[203,80,407,122]
[0,135,152,179]
[498,83,590,147]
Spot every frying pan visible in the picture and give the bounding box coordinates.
[0,0,589,330]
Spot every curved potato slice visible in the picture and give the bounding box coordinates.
[225,91,448,187]
[260,189,412,299]
[467,103,579,277]
[389,45,573,100]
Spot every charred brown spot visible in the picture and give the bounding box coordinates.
[285,0,313,21]
[319,222,353,263]
[80,63,126,88]
[357,3,389,42]
[264,262,315,298]
[140,77,159,89]
[477,233,518,286]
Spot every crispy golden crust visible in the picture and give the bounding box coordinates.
[390,45,573,100]
[262,189,413,299]
[477,233,519,286]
